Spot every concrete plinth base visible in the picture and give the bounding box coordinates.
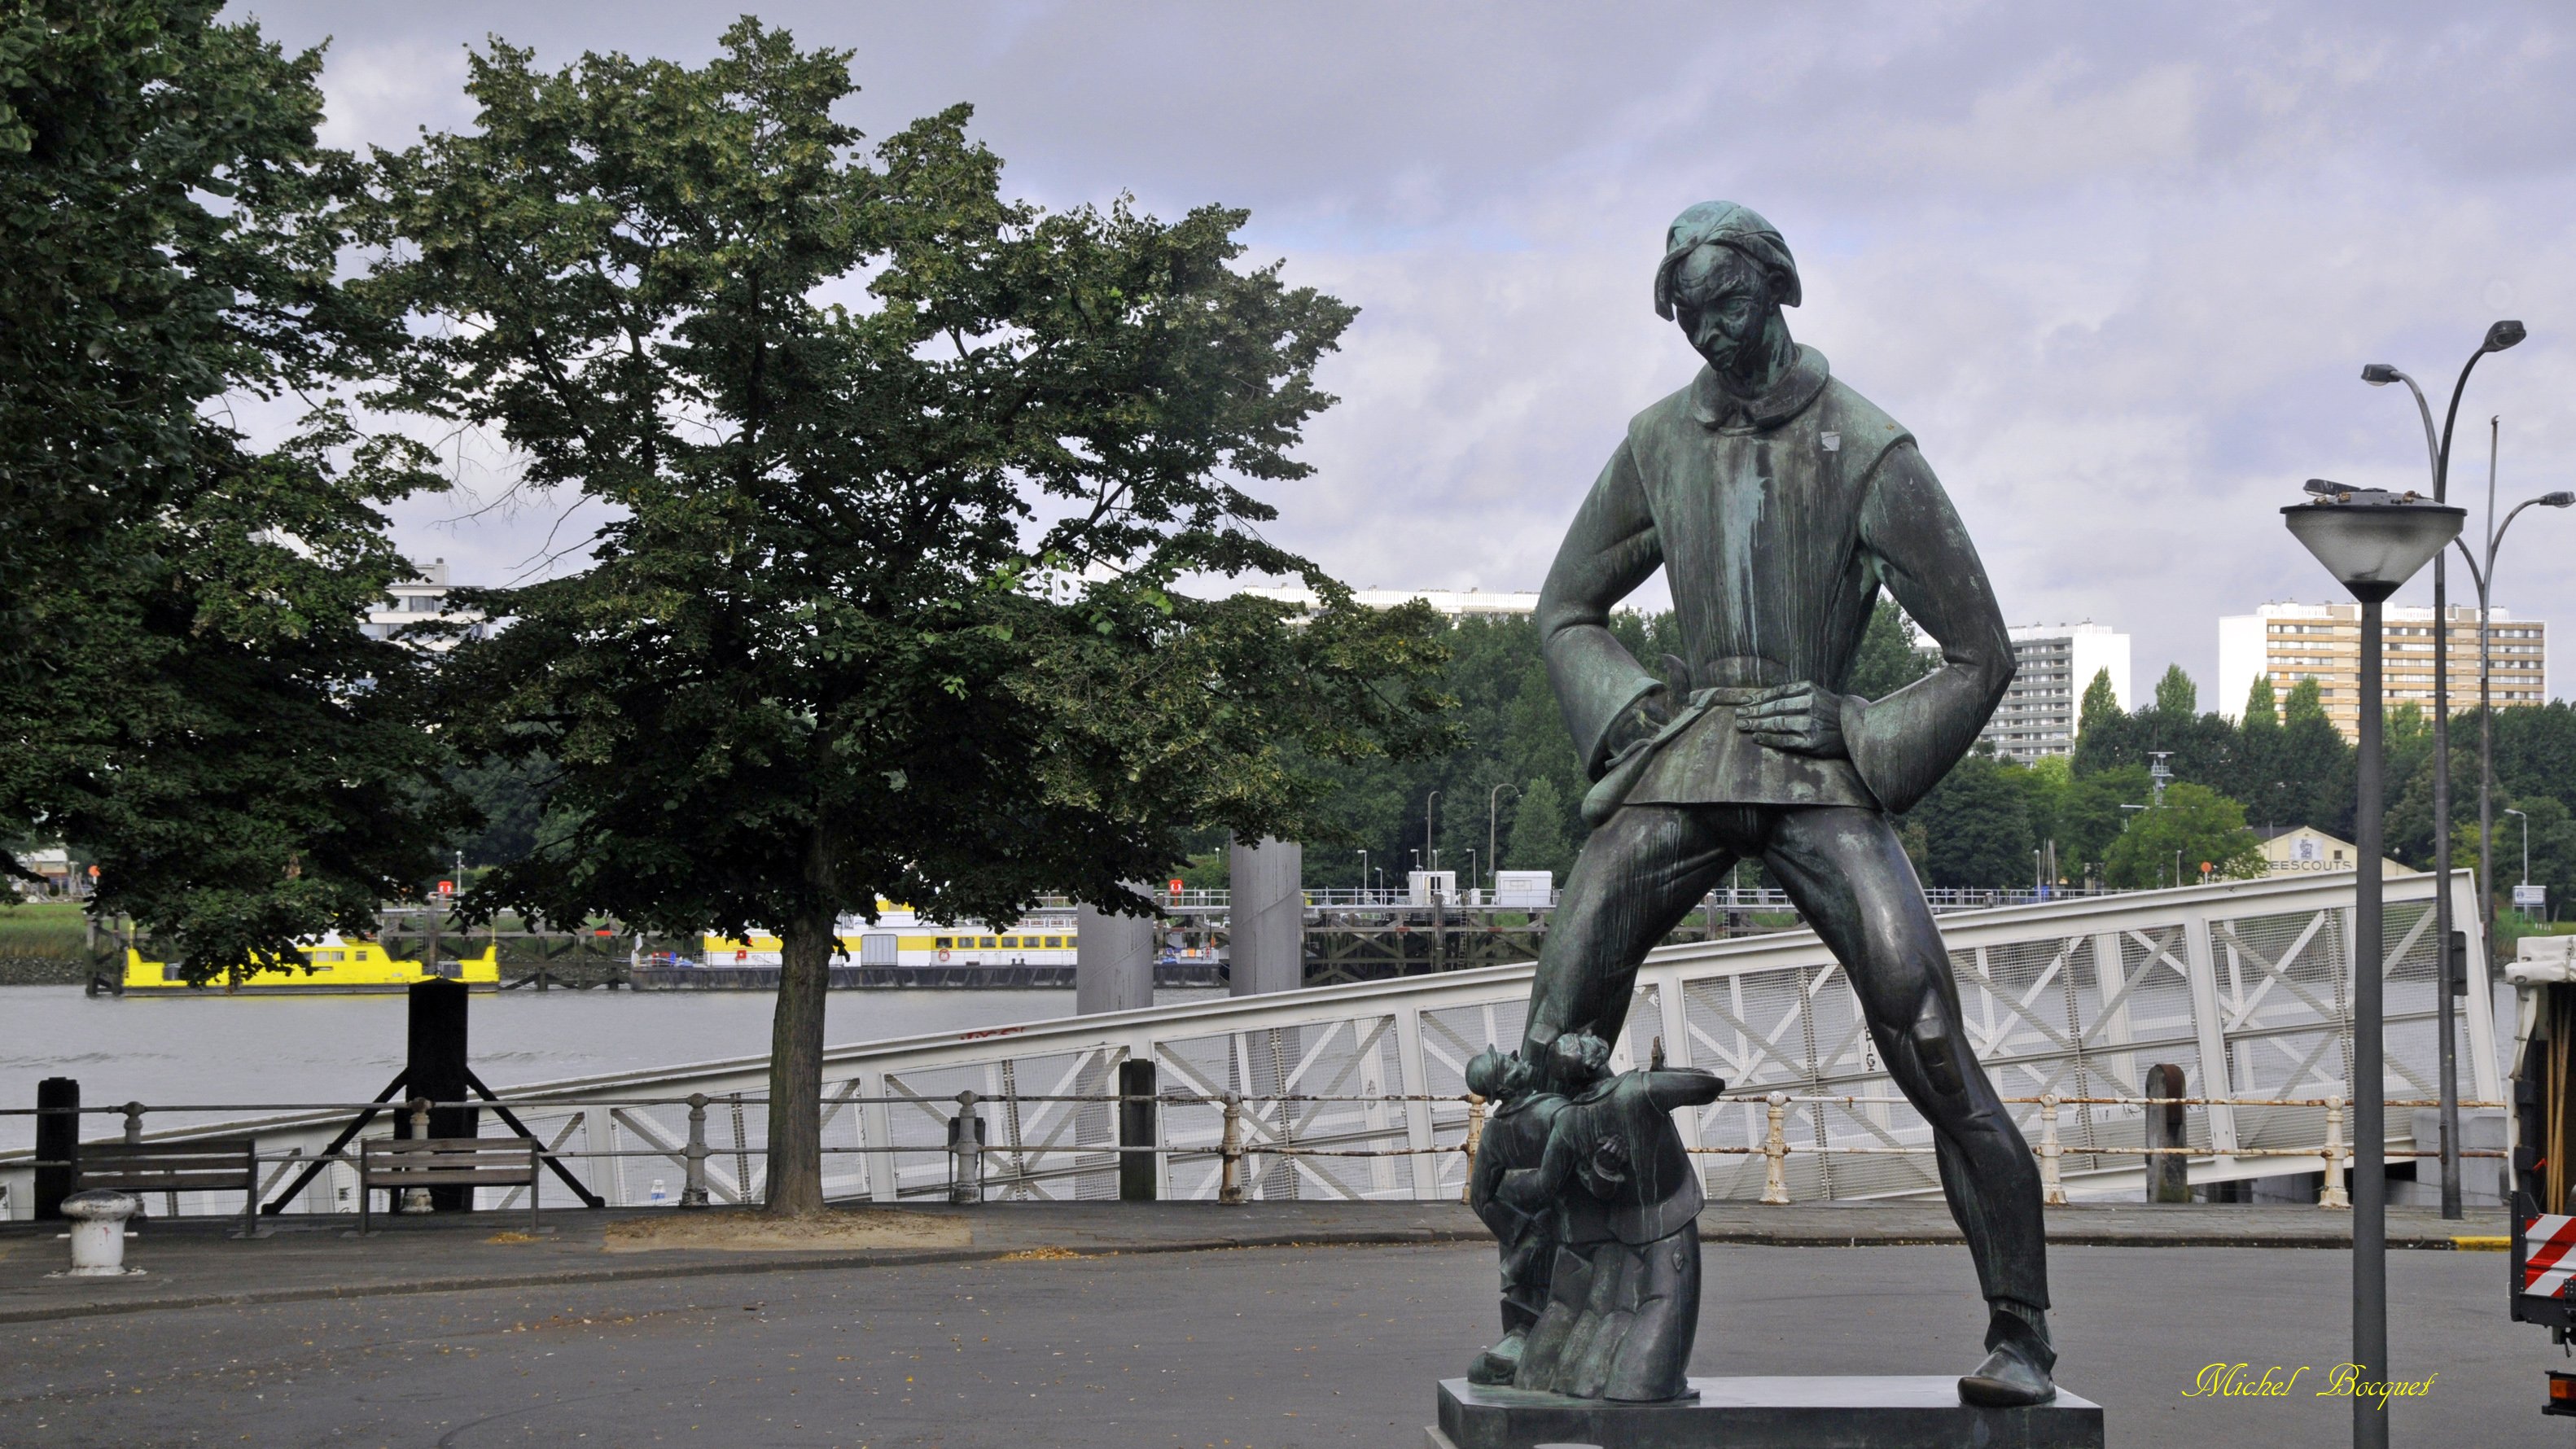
[1427,1376,2103,1449]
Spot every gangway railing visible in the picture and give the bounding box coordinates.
[0,1088,2505,1219]
[1,872,2498,1216]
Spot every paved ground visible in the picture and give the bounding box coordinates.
[0,1204,2548,1447]
[0,1199,2511,1324]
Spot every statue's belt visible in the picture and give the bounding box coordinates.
[1581,685,1772,827]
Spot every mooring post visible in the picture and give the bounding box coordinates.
[2038,1094,2068,1206]
[2320,1092,2352,1210]
[680,1092,712,1209]
[948,1091,986,1205]
[405,979,475,1209]
[1760,1091,1790,1205]
[1461,1092,1487,1205]
[401,1098,434,1214]
[2144,1063,2192,1203]
[1116,1059,1158,1202]
[34,1076,78,1221]
[1218,1092,1246,1205]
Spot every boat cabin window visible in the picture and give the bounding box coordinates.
[307,950,344,964]
[979,936,997,948]
[934,937,953,948]
[1044,936,1062,948]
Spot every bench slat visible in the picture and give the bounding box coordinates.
[361,1168,539,1186]
[367,1138,503,1154]
[80,1171,251,1189]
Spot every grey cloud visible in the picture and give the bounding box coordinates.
[223,0,2576,704]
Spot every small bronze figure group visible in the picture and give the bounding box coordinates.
[1468,1035,1724,1402]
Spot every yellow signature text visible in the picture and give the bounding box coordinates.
[2183,1362,2438,1410]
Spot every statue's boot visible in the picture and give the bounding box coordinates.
[1468,1329,1527,1386]
[1957,1300,2056,1407]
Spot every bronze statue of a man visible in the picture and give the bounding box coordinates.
[1524,200,2056,1407]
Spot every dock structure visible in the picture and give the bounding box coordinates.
[3,870,2500,1222]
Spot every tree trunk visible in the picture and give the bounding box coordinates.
[764,902,835,1215]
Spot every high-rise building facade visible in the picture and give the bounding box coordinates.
[1976,623,2132,763]
[2215,602,2548,738]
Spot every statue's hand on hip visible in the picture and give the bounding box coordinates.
[1736,681,1850,758]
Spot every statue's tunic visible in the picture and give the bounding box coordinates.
[1536,345,2013,819]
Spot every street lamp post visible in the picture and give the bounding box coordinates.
[1488,783,1518,892]
[2362,321,2525,1223]
[1356,849,1369,904]
[2448,425,2574,1162]
[2285,478,2464,1449]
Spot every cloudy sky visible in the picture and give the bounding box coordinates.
[231,1,2576,704]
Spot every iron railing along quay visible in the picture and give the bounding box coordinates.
[1,1088,2506,1219]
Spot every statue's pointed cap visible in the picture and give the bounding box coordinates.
[1654,201,1800,318]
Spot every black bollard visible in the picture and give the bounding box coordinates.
[2145,1062,2192,1204]
[1118,1059,1158,1202]
[406,979,477,1209]
[34,1077,78,1220]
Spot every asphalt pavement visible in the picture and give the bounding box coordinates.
[0,1203,2552,1448]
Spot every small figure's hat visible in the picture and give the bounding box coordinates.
[1653,201,1800,319]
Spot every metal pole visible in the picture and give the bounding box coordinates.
[1488,782,1517,892]
[680,1092,711,1209]
[1426,790,1442,874]
[2354,596,2389,1449]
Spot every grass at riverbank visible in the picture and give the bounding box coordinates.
[0,901,88,958]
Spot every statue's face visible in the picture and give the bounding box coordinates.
[1670,244,1773,391]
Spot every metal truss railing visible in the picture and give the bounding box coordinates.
[0,872,2499,1217]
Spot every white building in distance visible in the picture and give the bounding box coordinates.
[2216,601,2548,738]
[1964,623,2131,764]
[363,558,484,648]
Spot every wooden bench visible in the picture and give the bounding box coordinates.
[357,1136,542,1235]
[75,1138,261,1237]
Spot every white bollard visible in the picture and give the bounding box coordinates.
[59,1189,142,1277]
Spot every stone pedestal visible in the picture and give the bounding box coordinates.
[1426,1377,2103,1449]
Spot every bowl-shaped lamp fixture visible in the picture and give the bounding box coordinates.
[2282,481,2464,602]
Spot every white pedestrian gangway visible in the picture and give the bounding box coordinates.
[1,871,2499,1215]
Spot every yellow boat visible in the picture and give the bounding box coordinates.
[118,933,500,994]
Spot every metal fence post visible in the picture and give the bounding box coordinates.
[948,1091,986,1205]
[401,1098,433,1214]
[1460,1092,1487,1206]
[1219,1092,1246,1206]
[2320,1092,2352,1210]
[680,1093,711,1209]
[121,1102,144,1145]
[1760,1092,1790,1206]
[2038,1094,2068,1206]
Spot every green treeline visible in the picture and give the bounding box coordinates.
[1168,604,2576,923]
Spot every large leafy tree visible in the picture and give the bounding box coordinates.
[0,0,453,977]
[1909,754,2035,889]
[361,23,1448,1211]
[2103,782,2264,888]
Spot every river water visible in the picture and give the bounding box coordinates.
[0,985,1223,1151]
